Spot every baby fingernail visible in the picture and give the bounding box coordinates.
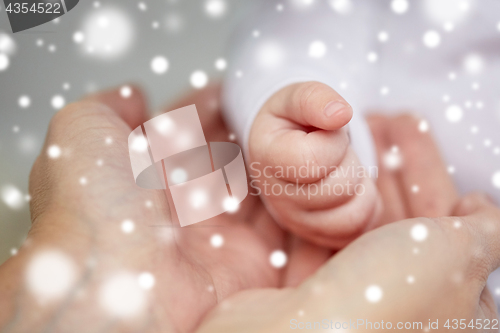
[324,101,349,117]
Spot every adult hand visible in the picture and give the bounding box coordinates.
[195,115,500,332]
[0,86,291,333]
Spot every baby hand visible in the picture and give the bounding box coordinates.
[248,82,382,249]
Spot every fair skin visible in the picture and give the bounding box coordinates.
[248,82,458,249]
[0,83,498,333]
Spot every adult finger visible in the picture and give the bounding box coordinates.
[388,115,458,218]
[452,193,500,279]
[86,84,149,130]
[164,85,229,142]
[283,236,332,287]
[366,114,407,224]
[29,99,169,226]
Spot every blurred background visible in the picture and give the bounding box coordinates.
[0,0,255,264]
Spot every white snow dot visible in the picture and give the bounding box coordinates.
[73,31,85,44]
[256,42,285,68]
[365,285,383,303]
[48,44,56,52]
[1,185,24,210]
[26,250,76,300]
[380,86,390,95]
[223,197,239,213]
[443,21,454,32]
[121,219,135,234]
[170,168,188,185]
[210,234,224,248]
[423,30,441,48]
[411,223,428,242]
[137,272,155,290]
[18,95,31,108]
[205,0,226,18]
[492,171,500,189]
[131,136,149,152]
[329,0,352,14]
[378,31,389,43]
[138,2,147,11]
[383,147,402,170]
[120,85,132,98]
[309,40,327,58]
[10,248,18,256]
[100,273,146,317]
[215,58,227,71]
[448,72,457,80]
[445,105,463,123]
[291,0,314,8]
[151,56,169,74]
[154,117,175,135]
[367,51,378,63]
[105,136,113,145]
[418,120,429,132]
[0,54,10,71]
[411,185,420,193]
[63,82,71,90]
[453,220,462,229]
[47,145,62,159]
[252,30,260,38]
[190,70,209,89]
[79,177,88,186]
[391,0,409,14]
[51,95,65,110]
[407,275,415,284]
[424,0,471,24]
[270,250,287,268]
[0,32,16,55]
[463,54,484,75]
[191,190,208,209]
